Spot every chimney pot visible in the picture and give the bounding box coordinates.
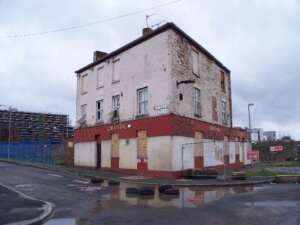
[142,27,153,36]
[93,51,108,62]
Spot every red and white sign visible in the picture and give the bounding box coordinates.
[247,151,259,160]
[270,145,283,152]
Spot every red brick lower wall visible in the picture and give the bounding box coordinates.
[205,162,244,171]
[74,114,248,142]
[100,167,184,179]
[111,157,119,169]
[73,114,248,178]
[194,156,204,168]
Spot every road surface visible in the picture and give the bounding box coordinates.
[0,161,299,225]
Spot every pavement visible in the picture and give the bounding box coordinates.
[0,158,274,186]
[0,182,52,225]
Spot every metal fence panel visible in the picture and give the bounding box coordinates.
[0,140,64,164]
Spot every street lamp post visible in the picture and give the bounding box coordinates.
[0,105,12,158]
[248,103,254,167]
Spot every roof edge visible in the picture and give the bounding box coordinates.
[75,22,230,74]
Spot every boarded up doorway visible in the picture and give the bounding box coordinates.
[97,143,101,169]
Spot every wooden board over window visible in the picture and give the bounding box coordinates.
[212,96,218,122]
[235,137,239,154]
[137,130,147,159]
[221,71,225,92]
[194,131,203,157]
[111,133,119,157]
[224,136,229,155]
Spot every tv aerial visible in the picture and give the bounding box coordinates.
[151,20,166,29]
[145,13,156,28]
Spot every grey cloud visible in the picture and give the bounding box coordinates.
[0,0,299,138]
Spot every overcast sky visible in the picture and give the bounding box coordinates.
[0,0,299,139]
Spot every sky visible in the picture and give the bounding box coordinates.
[0,0,299,139]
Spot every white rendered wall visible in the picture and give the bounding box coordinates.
[229,142,236,164]
[239,142,244,163]
[74,142,97,167]
[119,138,137,169]
[243,142,251,164]
[76,29,233,129]
[203,140,224,167]
[101,140,111,168]
[171,136,194,170]
[147,136,172,171]
[76,31,172,127]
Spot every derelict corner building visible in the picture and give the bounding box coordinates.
[74,23,250,178]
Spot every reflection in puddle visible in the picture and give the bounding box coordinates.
[101,182,257,208]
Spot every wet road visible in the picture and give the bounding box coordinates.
[0,161,299,225]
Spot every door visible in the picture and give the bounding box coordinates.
[97,143,101,169]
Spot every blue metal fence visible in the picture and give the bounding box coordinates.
[0,141,53,163]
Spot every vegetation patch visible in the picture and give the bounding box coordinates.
[269,161,297,167]
[244,169,281,177]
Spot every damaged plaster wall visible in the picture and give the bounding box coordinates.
[168,30,232,127]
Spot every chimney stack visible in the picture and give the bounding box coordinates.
[93,51,108,62]
[142,27,153,36]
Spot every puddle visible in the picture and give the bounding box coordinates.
[79,186,104,192]
[73,179,90,184]
[47,173,64,178]
[245,200,300,208]
[44,217,93,225]
[98,182,258,208]
[44,218,76,225]
[121,175,151,180]
[15,184,33,188]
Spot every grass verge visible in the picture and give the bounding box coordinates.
[244,169,282,177]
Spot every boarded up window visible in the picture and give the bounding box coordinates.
[111,133,119,157]
[235,138,239,154]
[137,130,147,159]
[221,100,227,124]
[221,71,225,92]
[112,59,120,82]
[194,131,203,157]
[212,96,218,122]
[224,136,229,155]
[97,67,104,88]
[192,50,199,75]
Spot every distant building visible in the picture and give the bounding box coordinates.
[251,128,264,143]
[263,131,276,141]
[0,109,73,143]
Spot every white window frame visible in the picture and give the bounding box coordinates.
[81,74,88,94]
[137,87,148,115]
[221,100,227,124]
[81,104,87,117]
[97,67,104,89]
[80,104,87,125]
[192,49,199,76]
[194,88,201,116]
[96,100,103,122]
[112,59,120,83]
[112,95,120,119]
